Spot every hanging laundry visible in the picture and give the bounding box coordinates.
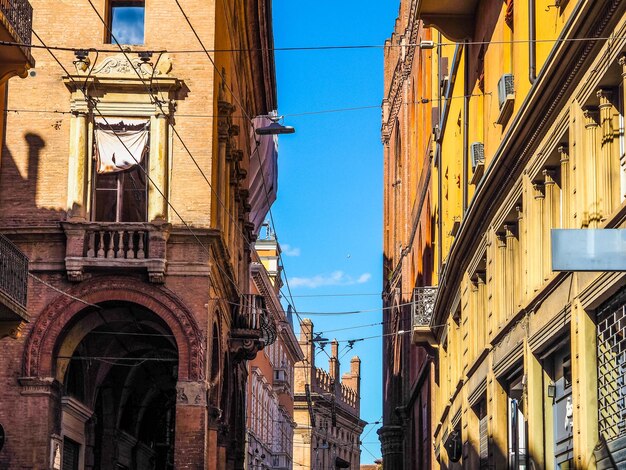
[95,117,149,173]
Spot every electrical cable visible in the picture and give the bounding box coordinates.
[1,34,625,54]
[5,93,490,120]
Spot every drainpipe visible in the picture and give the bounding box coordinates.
[437,32,443,274]
[529,0,537,84]
[463,40,470,213]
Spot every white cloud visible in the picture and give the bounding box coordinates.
[290,271,372,289]
[281,244,301,257]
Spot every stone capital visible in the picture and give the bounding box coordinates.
[582,107,599,127]
[378,425,405,456]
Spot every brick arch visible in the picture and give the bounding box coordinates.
[23,276,205,381]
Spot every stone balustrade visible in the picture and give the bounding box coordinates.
[61,220,170,283]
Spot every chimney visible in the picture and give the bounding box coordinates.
[299,319,315,369]
[329,339,340,383]
[341,356,361,413]
[294,318,315,395]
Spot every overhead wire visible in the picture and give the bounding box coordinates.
[26,6,396,452]
[1,33,625,54]
[4,93,490,120]
[83,0,270,299]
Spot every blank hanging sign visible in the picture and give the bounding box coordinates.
[551,229,626,272]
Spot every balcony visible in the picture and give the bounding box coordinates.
[418,0,479,40]
[61,221,170,283]
[0,233,29,337]
[0,0,35,80]
[273,367,291,393]
[412,286,438,346]
[230,294,277,362]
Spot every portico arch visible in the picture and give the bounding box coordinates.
[23,276,205,382]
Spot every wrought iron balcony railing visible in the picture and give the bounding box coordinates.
[0,233,28,317]
[231,294,277,362]
[0,0,33,48]
[412,286,438,328]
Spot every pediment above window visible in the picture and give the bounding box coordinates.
[63,52,182,96]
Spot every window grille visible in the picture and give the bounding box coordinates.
[597,288,626,442]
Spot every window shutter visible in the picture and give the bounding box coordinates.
[479,413,489,467]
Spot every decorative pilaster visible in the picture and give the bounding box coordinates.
[67,111,89,219]
[583,107,599,227]
[475,272,487,354]
[532,182,544,291]
[148,113,169,222]
[558,145,570,228]
[524,336,546,469]
[504,224,517,318]
[542,169,557,281]
[516,204,527,301]
[620,55,626,202]
[597,89,619,219]
[496,232,507,327]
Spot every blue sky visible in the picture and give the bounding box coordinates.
[272,1,399,463]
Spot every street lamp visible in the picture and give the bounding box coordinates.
[255,111,295,135]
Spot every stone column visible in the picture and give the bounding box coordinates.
[174,381,209,469]
[583,107,599,227]
[15,378,63,468]
[67,111,89,219]
[558,145,570,229]
[148,113,168,222]
[378,425,405,470]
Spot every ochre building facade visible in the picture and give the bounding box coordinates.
[382,0,626,469]
[293,319,365,470]
[380,1,434,469]
[246,228,303,469]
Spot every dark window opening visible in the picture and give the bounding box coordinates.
[62,437,80,470]
[108,1,145,45]
[92,121,149,223]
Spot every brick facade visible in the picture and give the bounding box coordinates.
[0,0,277,469]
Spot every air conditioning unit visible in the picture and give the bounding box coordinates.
[497,74,514,109]
[470,142,485,184]
[470,142,485,170]
[496,74,515,125]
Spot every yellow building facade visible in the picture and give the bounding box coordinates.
[393,0,626,468]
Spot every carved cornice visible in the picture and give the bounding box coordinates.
[378,425,405,456]
[382,0,420,144]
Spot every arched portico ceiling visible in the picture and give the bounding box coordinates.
[418,0,479,41]
[22,276,205,381]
